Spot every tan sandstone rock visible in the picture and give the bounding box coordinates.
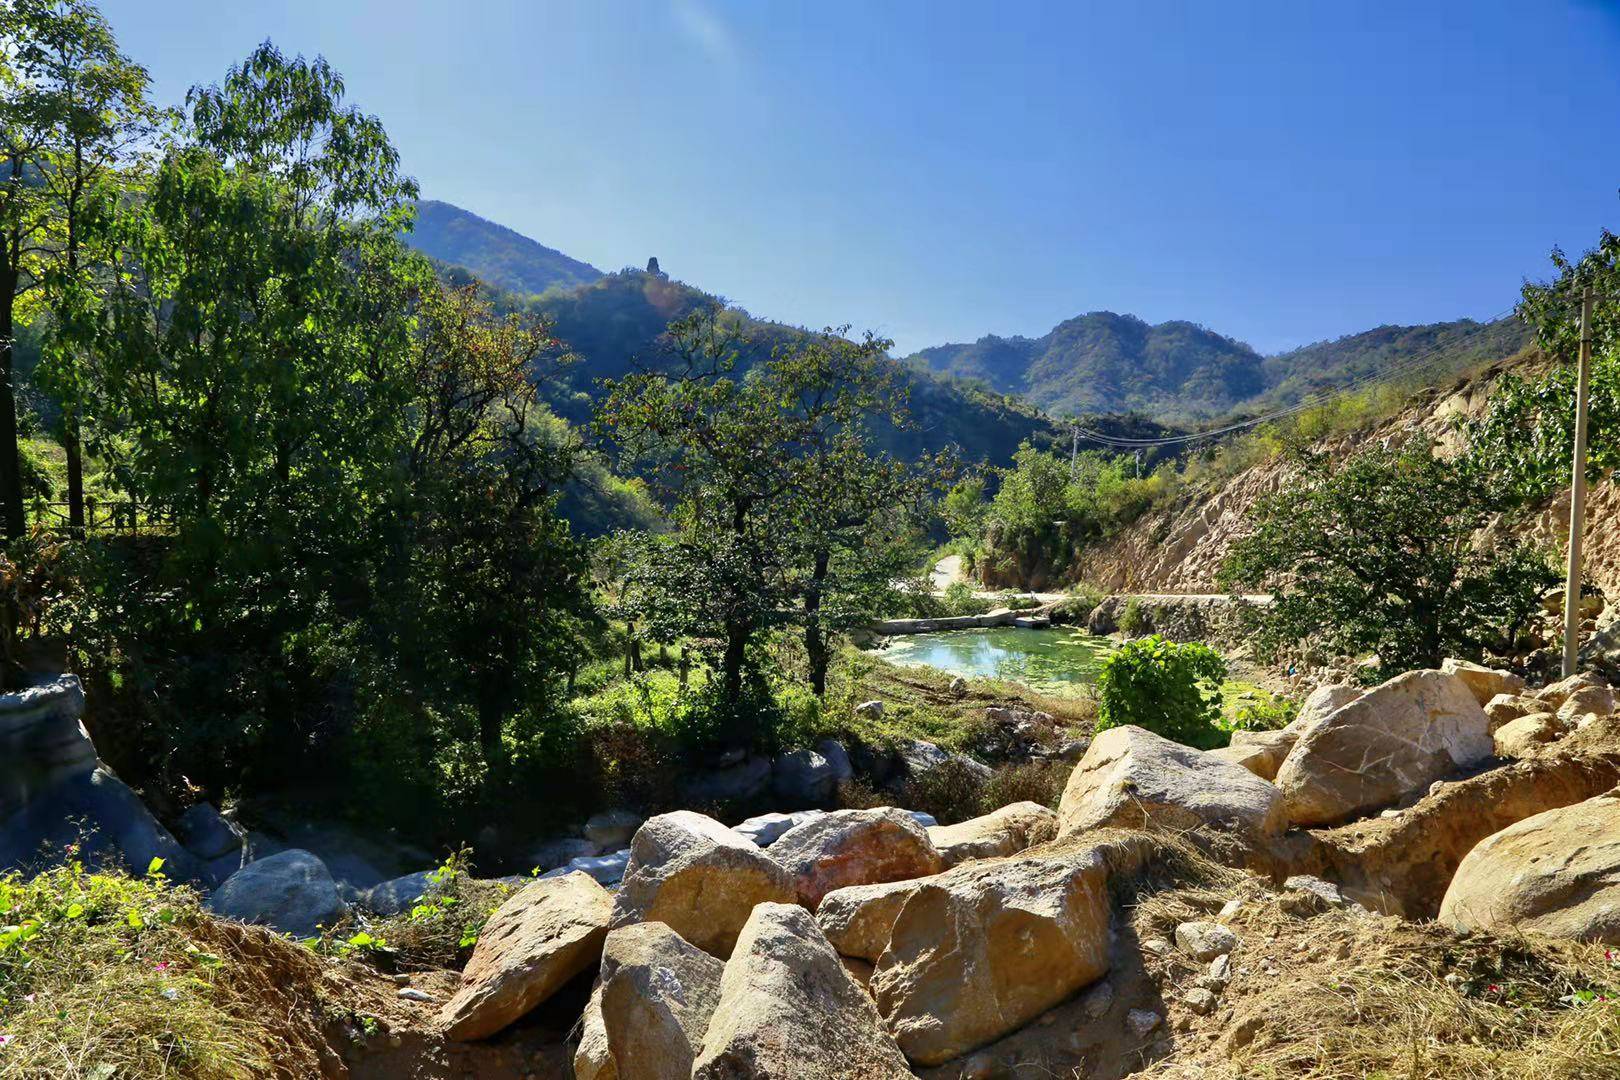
[1534,672,1608,710]
[926,801,1058,867]
[1492,712,1571,758]
[1208,733,1292,781]
[768,807,944,909]
[692,902,911,1079]
[870,852,1112,1066]
[1274,670,1491,827]
[1557,685,1615,724]
[815,877,932,963]
[1483,693,1543,733]
[1439,789,1620,943]
[1441,658,1526,707]
[598,921,725,1080]
[574,983,616,1080]
[1057,725,1286,840]
[440,872,613,1041]
[611,810,796,957]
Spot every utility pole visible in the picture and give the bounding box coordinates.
[1069,420,1079,478]
[1562,285,1597,678]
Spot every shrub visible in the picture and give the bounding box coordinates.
[982,759,1068,810]
[1096,635,1227,749]
[942,581,991,617]
[1225,693,1298,734]
[1118,597,1150,636]
[899,758,989,825]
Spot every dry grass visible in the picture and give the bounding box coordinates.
[0,862,274,1080]
[1130,876,1620,1080]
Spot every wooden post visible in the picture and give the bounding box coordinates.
[1562,285,1596,678]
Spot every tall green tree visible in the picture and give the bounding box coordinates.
[22,0,158,531]
[1219,440,1557,675]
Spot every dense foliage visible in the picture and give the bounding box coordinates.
[1220,440,1557,676]
[1095,634,1228,749]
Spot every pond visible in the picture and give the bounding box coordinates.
[870,627,1115,697]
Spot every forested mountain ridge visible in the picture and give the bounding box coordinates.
[434,261,1060,466]
[909,310,1532,422]
[906,312,1266,420]
[407,199,603,294]
[1253,316,1532,409]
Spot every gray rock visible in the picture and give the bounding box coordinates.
[1080,979,1114,1019]
[1184,988,1218,1015]
[208,849,348,936]
[678,754,771,804]
[1175,921,1239,962]
[815,739,854,785]
[1058,738,1090,763]
[364,870,438,917]
[1126,1008,1161,1037]
[0,674,94,820]
[854,700,886,719]
[584,809,644,848]
[772,748,837,805]
[895,738,951,775]
[0,766,202,884]
[542,849,631,887]
[253,818,430,890]
[908,810,938,828]
[174,803,244,861]
[1284,874,1352,910]
[733,809,826,847]
[529,837,599,872]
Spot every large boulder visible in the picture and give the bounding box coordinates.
[595,922,725,1080]
[1208,731,1293,781]
[692,902,911,1079]
[1056,725,1286,840]
[208,849,347,937]
[679,755,771,804]
[439,871,613,1041]
[767,807,945,909]
[0,766,203,884]
[1440,658,1526,707]
[584,809,644,849]
[1492,712,1571,758]
[815,877,932,963]
[0,674,94,819]
[574,983,616,1080]
[870,852,1112,1066]
[611,811,796,957]
[363,870,437,917]
[173,803,244,861]
[1534,672,1608,710]
[772,748,838,805]
[1294,683,1364,732]
[1557,684,1615,723]
[1483,694,1543,733]
[1275,670,1491,827]
[1439,790,1620,943]
[926,801,1058,868]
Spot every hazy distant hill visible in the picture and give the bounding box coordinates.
[407,200,602,295]
[1253,317,1532,408]
[907,312,1266,420]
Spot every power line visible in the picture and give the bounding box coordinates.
[1070,308,1520,448]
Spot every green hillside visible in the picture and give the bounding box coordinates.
[407,199,603,295]
[1253,317,1532,408]
[907,312,1266,420]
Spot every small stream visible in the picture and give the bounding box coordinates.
[870,626,1115,697]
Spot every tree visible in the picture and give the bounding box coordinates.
[599,311,932,709]
[1219,440,1558,676]
[383,282,593,777]
[20,0,157,531]
[0,3,57,538]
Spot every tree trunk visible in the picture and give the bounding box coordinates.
[721,622,748,704]
[804,548,831,697]
[65,405,84,532]
[0,273,24,539]
[476,674,511,777]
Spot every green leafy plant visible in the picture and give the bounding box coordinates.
[1118,597,1150,637]
[1095,635,1228,749]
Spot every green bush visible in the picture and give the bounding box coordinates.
[1118,597,1150,636]
[1095,635,1227,749]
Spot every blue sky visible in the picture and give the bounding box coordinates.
[101,0,1620,355]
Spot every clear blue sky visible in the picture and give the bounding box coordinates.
[100,0,1620,355]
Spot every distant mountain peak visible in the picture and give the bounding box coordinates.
[406,199,602,296]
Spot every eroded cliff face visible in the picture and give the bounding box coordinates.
[1070,353,1620,598]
